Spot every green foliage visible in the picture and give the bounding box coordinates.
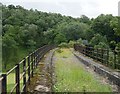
[79,15,91,24]
[58,42,68,48]
[116,42,120,50]
[76,38,83,45]
[54,33,67,44]
[2,4,120,71]
[82,40,89,46]
[91,14,120,43]
[89,34,108,48]
[115,42,120,68]
[94,42,109,49]
[68,40,76,48]
[2,34,18,69]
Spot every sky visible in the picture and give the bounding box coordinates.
[1,0,120,18]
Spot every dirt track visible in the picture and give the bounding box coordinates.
[27,49,55,93]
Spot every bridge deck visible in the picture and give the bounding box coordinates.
[27,48,119,92]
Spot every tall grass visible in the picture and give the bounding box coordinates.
[53,48,112,92]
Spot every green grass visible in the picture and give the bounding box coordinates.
[53,48,112,92]
[2,47,30,72]
[7,73,28,92]
[3,47,30,92]
[0,47,29,92]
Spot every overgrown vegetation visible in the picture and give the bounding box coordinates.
[2,4,120,71]
[53,48,112,92]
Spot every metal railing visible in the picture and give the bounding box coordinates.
[0,45,55,94]
[74,44,120,70]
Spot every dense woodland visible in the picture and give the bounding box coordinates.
[2,4,120,71]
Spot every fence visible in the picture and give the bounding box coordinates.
[74,44,120,70]
[0,45,55,94]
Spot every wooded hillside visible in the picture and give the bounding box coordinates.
[2,4,120,71]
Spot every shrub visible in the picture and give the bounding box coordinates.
[58,42,68,48]
[68,41,76,48]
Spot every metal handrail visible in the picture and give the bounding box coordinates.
[74,44,120,70]
[1,45,55,94]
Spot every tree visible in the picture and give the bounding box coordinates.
[2,4,120,71]
[89,33,109,48]
[2,34,18,69]
[79,15,91,24]
[57,22,90,42]
[54,33,67,44]
[91,14,116,42]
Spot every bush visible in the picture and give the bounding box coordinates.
[94,42,109,49]
[58,42,68,48]
[76,38,85,46]
[68,41,76,48]
[76,38,83,45]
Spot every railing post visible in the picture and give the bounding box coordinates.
[15,64,20,94]
[114,50,117,69]
[35,52,37,68]
[92,48,95,59]
[85,46,87,55]
[2,74,7,94]
[28,56,30,85]
[83,46,85,55]
[36,52,38,68]
[107,49,109,66]
[92,47,94,58]
[31,53,33,77]
[34,52,36,69]
[38,52,40,64]
[101,49,104,64]
[23,59,26,93]
[96,48,99,61]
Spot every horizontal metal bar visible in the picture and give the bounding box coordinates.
[25,56,29,59]
[21,84,25,93]
[10,83,18,93]
[20,72,25,80]
[7,65,17,75]
[19,59,25,65]
[26,66,29,71]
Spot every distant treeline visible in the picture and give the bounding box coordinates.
[2,4,120,71]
